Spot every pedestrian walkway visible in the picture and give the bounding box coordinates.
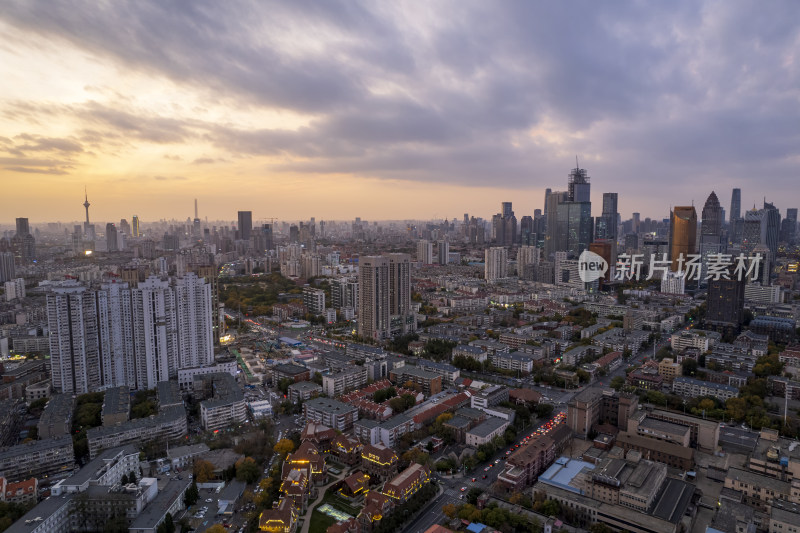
[299,470,347,533]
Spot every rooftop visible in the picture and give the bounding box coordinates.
[128,478,191,530]
[102,386,130,418]
[305,397,358,414]
[467,416,507,438]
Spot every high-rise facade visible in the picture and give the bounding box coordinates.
[730,189,741,223]
[358,256,389,341]
[237,211,253,241]
[387,253,415,335]
[669,206,697,271]
[780,208,797,244]
[416,240,434,265]
[47,275,213,393]
[595,193,619,242]
[492,202,517,246]
[12,218,36,264]
[485,247,508,283]
[106,223,118,252]
[700,191,723,242]
[47,285,103,394]
[437,240,449,265]
[517,246,540,281]
[519,216,534,246]
[131,215,140,237]
[0,252,15,283]
[175,273,214,371]
[331,277,358,310]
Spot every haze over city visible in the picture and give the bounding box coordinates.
[2,1,799,223]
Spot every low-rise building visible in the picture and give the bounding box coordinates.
[657,358,682,383]
[194,373,247,431]
[303,397,359,431]
[672,376,738,402]
[382,463,430,502]
[87,405,187,459]
[0,435,75,482]
[466,416,509,447]
[1,477,38,505]
[489,351,534,373]
[360,444,398,481]
[37,393,73,439]
[470,385,509,409]
[288,381,322,403]
[389,367,442,396]
[323,366,368,397]
[101,386,130,426]
[272,364,311,387]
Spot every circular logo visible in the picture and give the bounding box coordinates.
[578,250,608,282]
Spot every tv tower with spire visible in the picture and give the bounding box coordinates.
[83,187,96,241]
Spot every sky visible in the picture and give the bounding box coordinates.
[1,1,799,225]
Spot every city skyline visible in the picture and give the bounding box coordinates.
[1,2,799,221]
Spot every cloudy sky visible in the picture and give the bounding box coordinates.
[1,1,798,224]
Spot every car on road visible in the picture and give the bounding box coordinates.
[482,475,487,479]
[460,486,467,492]
[471,478,476,482]
[494,459,500,464]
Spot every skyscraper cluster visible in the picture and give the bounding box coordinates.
[47,273,213,394]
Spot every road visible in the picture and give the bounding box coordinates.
[402,409,567,533]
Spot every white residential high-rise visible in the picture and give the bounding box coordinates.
[175,273,214,370]
[0,252,15,283]
[48,274,214,393]
[437,240,449,265]
[417,240,434,265]
[332,277,358,309]
[98,281,135,388]
[485,247,508,283]
[4,278,26,301]
[133,276,178,389]
[47,284,103,394]
[660,271,685,295]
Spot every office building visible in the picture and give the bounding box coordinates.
[12,218,36,264]
[595,192,619,243]
[669,206,697,271]
[700,191,723,243]
[730,188,741,223]
[485,247,508,282]
[105,223,118,252]
[706,274,746,334]
[492,202,517,246]
[237,211,253,241]
[780,208,797,243]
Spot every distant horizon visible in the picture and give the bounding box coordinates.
[2,2,798,225]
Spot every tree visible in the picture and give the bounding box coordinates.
[610,376,625,391]
[590,524,613,533]
[194,459,215,483]
[184,481,199,506]
[681,359,698,376]
[236,457,261,484]
[205,526,226,533]
[535,403,554,419]
[274,438,295,456]
[442,503,458,519]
